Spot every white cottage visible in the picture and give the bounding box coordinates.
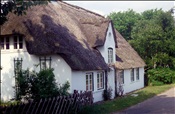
[0,1,145,103]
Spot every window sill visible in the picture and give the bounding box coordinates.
[93,88,105,93]
[136,80,140,82]
[130,81,135,84]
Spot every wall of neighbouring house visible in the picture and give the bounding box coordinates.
[72,70,107,103]
[117,67,144,94]
[1,38,72,101]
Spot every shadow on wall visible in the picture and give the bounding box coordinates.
[1,51,39,101]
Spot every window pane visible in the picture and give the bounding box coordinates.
[108,48,113,63]
[19,36,23,49]
[14,36,18,49]
[0,38,4,49]
[6,37,10,49]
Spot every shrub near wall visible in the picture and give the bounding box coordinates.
[147,68,175,86]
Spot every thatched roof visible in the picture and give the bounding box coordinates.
[1,1,111,71]
[115,30,146,69]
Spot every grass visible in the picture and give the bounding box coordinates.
[78,84,175,114]
[0,100,19,107]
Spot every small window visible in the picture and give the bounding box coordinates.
[86,73,94,91]
[131,69,134,82]
[14,36,18,49]
[136,68,139,80]
[6,37,10,49]
[14,36,23,49]
[39,57,52,70]
[108,48,113,64]
[119,70,124,84]
[97,72,104,90]
[19,36,23,49]
[0,38,5,50]
[108,32,111,37]
[1,37,10,50]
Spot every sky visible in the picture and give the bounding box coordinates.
[65,1,175,17]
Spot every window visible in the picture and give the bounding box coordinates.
[0,37,10,50]
[39,57,52,70]
[108,48,113,63]
[97,72,104,90]
[136,68,139,80]
[119,70,124,84]
[131,69,134,82]
[14,36,23,49]
[86,73,94,91]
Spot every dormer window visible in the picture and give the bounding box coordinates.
[108,32,111,37]
[14,36,23,49]
[1,37,10,50]
[108,48,113,63]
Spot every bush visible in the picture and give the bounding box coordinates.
[15,68,70,101]
[30,68,59,100]
[103,87,113,101]
[147,68,175,86]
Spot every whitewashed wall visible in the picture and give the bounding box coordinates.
[97,22,116,64]
[107,68,115,99]
[96,22,116,100]
[72,70,106,103]
[118,67,144,94]
[1,37,72,101]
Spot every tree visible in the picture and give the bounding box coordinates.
[0,0,50,25]
[130,9,175,69]
[108,8,175,69]
[108,9,141,40]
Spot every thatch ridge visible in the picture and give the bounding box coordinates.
[62,1,105,18]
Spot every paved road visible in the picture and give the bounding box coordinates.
[114,87,175,114]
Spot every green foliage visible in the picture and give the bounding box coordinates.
[0,100,20,107]
[109,8,175,69]
[30,68,60,100]
[15,69,31,100]
[15,68,70,101]
[108,9,141,40]
[79,84,175,114]
[147,68,175,86]
[1,0,49,25]
[103,87,112,101]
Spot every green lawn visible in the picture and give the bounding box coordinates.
[78,84,175,114]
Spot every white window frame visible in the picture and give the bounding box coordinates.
[1,37,10,50]
[97,72,104,90]
[119,70,124,84]
[136,68,139,80]
[86,73,94,91]
[14,36,23,49]
[108,48,113,64]
[131,69,134,82]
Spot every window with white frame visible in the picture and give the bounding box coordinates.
[119,70,124,84]
[108,48,113,63]
[86,73,94,91]
[97,72,104,90]
[131,69,134,82]
[0,37,10,50]
[136,68,139,80]
[14,36,23,49]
